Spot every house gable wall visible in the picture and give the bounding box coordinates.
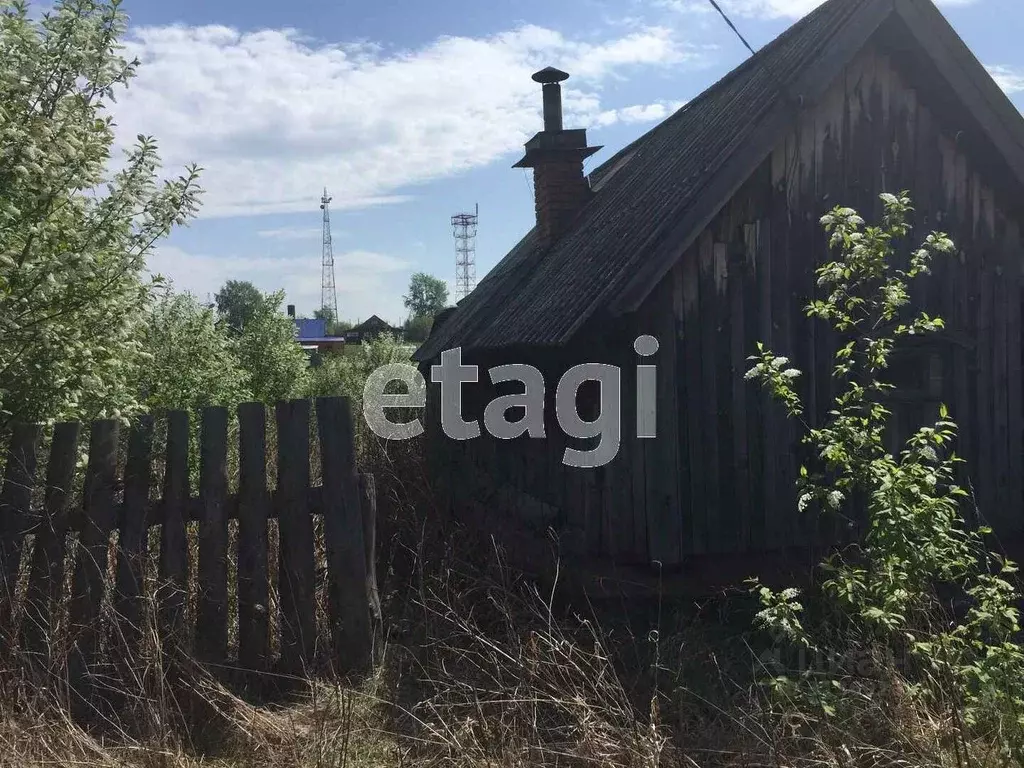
[632,35,1024,560]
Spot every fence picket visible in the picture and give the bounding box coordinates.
[197,407,229,664]
[237,403,269,671]
[21,423,80,662]
[0,423,43,653]
[158,411,190,652]
[359,472,382,668]
[113,417,154,657]
[316,397,371,675]
[68,420,119,692]
[275,399,316,674]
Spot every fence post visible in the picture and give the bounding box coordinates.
[358,473,383,668]
[21,422,80,665]
[158,411,190,654]
[113,417,154,659]
[275,399,316,675]
[197,407,229,664]
[0,423,42,655]
[316,396,372,676]
[68,420,119,702]
[237,402,270,671]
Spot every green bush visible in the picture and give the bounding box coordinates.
[747,192,1024,760]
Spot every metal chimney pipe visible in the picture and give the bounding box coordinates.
[541,83,563,132]
[532,66,570,133]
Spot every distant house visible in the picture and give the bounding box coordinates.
[343,315,401,345]
[289,311,345,356]
[414,0,1024,568]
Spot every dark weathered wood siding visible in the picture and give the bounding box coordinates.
[424,36,1024,566]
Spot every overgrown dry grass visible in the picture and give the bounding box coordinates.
[0,431,1012,767]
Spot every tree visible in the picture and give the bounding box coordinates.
[313,307,351,335]
[330,319,353,335]
[214,280,264,334]
[0,0,201,427]
[403,313,432,343]
[233,290,309,403]
[136,288,250,414]
[403,273,449,319]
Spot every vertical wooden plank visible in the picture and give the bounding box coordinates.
[276,399,316,674]
[699,232,721,551]
[714,241,737,554]
[758,217,777,549]
[0,423,42,650]
[113,417,153,657]
[237,402,270,671]
[671,263,691,560]
[629,333,649,557]
[683,243,706,556]
[158,411,190,651]
[730,246,750,552]
[992,272,1010,530]
[196,407,229,664]
[771,181,796,549]
[744,222,766,554]
[646,278,682,566]
[1008,251,1023,535]
[21,423,80,662]
[977,267,995,523]
[68,420,119,687]
[316,397,372,675]
[359,473,383,668]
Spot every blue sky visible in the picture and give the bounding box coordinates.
[104,0,1024,324]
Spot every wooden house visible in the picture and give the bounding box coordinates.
[344,315,401,345]
[412,0,1024,570]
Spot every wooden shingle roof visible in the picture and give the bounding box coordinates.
[415,0,1024,362]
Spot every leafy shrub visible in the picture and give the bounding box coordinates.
[747,192,1024,761]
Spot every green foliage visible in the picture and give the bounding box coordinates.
[304,333,414,455]
[330,318,353,335]
[233,290,308,404]
[746,192,1024,758]
[403,272,448,319]
[312,307,352,336]
[136,288,250,414]
[305,332,411,405]
[214,279,264,334]
[0,0,201,427]
[402,313,432,343]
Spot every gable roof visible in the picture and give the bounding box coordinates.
[414,0,1024,363]
[351,314,396,332]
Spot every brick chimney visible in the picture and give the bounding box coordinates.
[514,67,601,247]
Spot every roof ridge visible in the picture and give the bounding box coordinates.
[587,0,867,185]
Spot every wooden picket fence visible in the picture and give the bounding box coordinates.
[0,396,379,687]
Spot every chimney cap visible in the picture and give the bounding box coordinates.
[532,66,569,84]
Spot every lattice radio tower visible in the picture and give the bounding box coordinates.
[451,203,478,300]
[320,188,339,321]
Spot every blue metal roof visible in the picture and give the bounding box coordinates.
[294,317,327,339]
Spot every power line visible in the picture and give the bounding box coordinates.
[706,0,756,56]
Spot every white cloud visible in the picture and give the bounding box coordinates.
[988,65,1024,95]
[147,246,411,323]
[256,226,323,240]
[113,23,699,219]
[589,99,689,127]
[658,0,978,20]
